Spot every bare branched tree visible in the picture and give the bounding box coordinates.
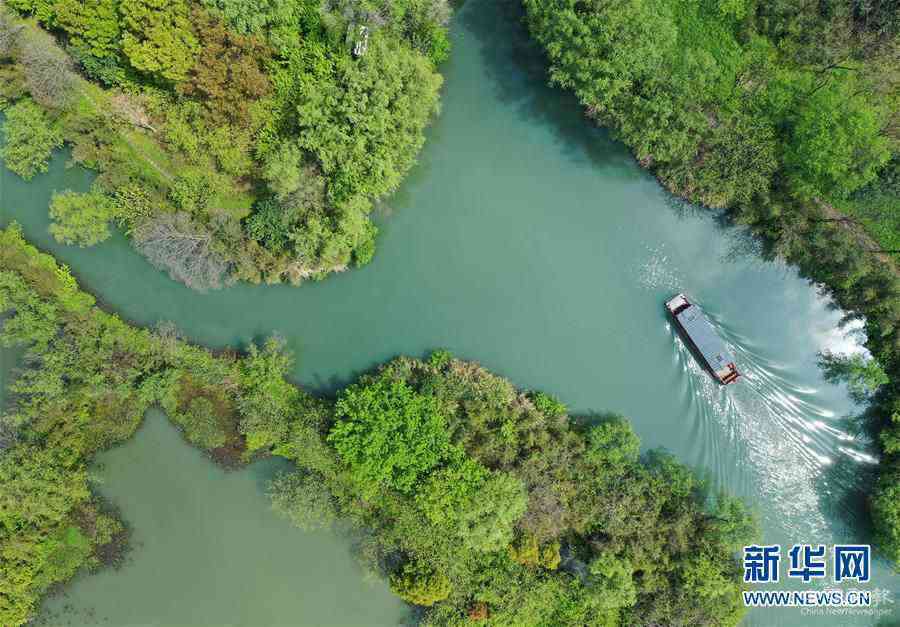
[0,11,23,59]
[134,213,230,291]
[0,414,20,452]
[19,37,76,109]
[428,0,452,26]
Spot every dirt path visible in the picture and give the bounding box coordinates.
[76,84,176,184]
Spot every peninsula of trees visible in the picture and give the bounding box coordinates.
[0,0,449,289]
[0,224,755,626]
[521,0,900,568]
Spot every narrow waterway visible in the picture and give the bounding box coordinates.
[2,1,898,625]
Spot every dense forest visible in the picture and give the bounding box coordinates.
[521,0,900,568]
[0,224,755,625]
[0,0,448,289]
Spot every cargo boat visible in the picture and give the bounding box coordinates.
[666,294,740,385]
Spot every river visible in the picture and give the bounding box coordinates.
[2,1,898,625]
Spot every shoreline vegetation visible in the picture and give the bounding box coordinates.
[0,224,755,625]
[520,0,900,568]
[0,0,448,289]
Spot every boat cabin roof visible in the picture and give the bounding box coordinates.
[675,306,735,372]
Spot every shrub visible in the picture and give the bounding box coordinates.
[389,562,451,606]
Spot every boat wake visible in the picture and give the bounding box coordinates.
[668,318,874,539]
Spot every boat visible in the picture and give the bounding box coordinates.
[666,293,739,385]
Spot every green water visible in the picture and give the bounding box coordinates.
[2,1,898,625]
[36,411,406,627]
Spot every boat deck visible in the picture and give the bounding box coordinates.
[667,293,739,384]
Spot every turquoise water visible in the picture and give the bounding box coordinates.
[1,1,898,624]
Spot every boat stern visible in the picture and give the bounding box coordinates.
[716,363,740,385]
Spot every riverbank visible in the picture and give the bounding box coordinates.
[521,0,900,568]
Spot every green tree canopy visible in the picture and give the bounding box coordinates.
[784,78,891,199]
[328,376,451,497]
[120,0,198,82]
[294,34,442,202]
[53,0,120,58]
[48,189,119,247]
[237,335,302,453]
[389,561,451,606]
[0,98,62,180]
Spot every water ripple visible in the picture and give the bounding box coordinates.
[667,311,873,541]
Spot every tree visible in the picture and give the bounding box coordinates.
[132,212,230,291]
[48,189,119,247]
[817,350,888,403]
[119,0,198,82]
[415,456,486,526]
[521,0,685,162]
[237,335,301,453]
[871,467,900,565]
[0,446,89,531]
[243,197,292,253]
[455,471,527,553]
[881,410,900,456]
[784,78,891,199]
[709,492,757,550]
[664,112,778,208]
[0,11,24,59]
[176,9,271,127]
[52,0,120,58]
[260,140,305,200]
[294,34,442,202]
[171,396,228,449]
[509,532,562,569]
[587,553,638,612]
[4,0,56,24]
[398,0,452,64]
[199,0,297,36]
[415,456,525,552]
[0,98,63,180]
[18,35,76,108]
[268,470,336,531]
[584,416,640,469]
[328,376,450,497]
